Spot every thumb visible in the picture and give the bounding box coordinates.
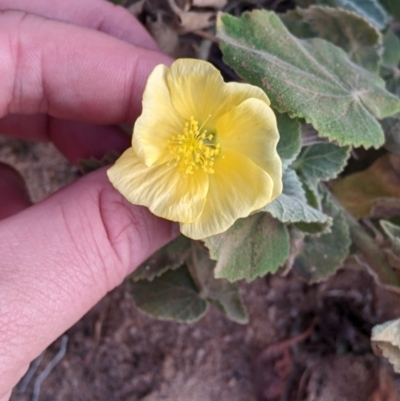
[0,168,178,397]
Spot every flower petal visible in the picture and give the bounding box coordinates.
[216,98,282,199]
[224,81,270,107]
[166,59,270,128]
[107,148,209,223]
[180,151,274,239]
[132,64,185,167]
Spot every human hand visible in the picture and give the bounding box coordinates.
[0,1,177,399]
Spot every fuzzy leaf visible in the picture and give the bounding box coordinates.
[294,143,350,182]
[281,6,382,72]
[382,30,400,68]
[188,243,248,324]
[204,213,290,282]
[372,319,400,373]
[276,112,302,168]
[317,0,388,30]
[295,179,329,236]
[293,189,350,282]
[217,10,400,148]
[264,169,331,228]
[302,178,322,210]
[131,236,191,281]
[279,8,314,37]
[129,266,208,323]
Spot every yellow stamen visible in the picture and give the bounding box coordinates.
[168,116,221,175]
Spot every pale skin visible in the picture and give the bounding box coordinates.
[0,1,178,399]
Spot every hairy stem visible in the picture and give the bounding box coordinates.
[345,210,400,286]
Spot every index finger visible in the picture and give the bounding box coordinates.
[0,10,172,130]
[0,0,159,50]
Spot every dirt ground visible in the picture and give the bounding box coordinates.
[2,136,400,401]
[3,0,400,399]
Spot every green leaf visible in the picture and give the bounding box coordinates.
[204,213,290,282]
[294,143,350,182]
[276,112,302,168]
[372,319,400,373]
[317,0,388,30]
[280,7,315,38]
[264,169,331,228]
[217,10,400,148]
[131,236,191,282]
[302,177,322,210]
[281,6,382,72]
[382,30,400,68]
[379,0,400,21]
[129,266,208,323]
[293,189,351,281]
[294,178,330,233]
[188,243,248,324]
[380,30,400,97]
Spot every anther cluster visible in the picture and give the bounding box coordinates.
[168,116,221,175]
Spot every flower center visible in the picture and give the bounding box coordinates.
[168,116,221,175]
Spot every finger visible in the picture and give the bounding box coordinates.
[0,0,159,162]
[0,391,11,401]
[0,115,131,164]
[0,10,173,129]
[0,168,178,397]
[0,0,159,50]
[0,163,31,219]
[50,119,131,164]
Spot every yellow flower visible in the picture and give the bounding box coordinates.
[107,59,282,240]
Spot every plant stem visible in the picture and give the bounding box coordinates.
[344,210,400,286]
